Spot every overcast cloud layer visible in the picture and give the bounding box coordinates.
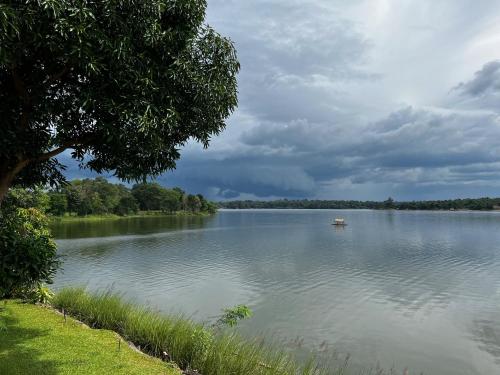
[64,0,500,200]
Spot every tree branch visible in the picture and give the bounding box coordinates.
[30,134,95,163]
[11,68,28,102]
[32,143,73,163]
[11,68,32,130]
[44,66,71,86]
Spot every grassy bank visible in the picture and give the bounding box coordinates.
[0,300,180,375]
[50,211,213,223]
[52,288,338,375]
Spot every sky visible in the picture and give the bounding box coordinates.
[64,0,500,201]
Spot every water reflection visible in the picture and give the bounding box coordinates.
[52,210,500,375]
[471,319,500,364]
[50,215,214,239]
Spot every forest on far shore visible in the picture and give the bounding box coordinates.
[218,197,500,211]
[4,178,217,217]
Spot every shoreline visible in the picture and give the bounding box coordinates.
[49,288,341,375]
[50,211,215,223]
[217,207,500,212]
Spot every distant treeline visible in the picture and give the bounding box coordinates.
[5,178,217,216]
[218,197,500,211]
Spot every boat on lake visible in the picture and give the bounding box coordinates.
[332,218,347,226]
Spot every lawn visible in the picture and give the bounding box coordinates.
[0,300,180,375]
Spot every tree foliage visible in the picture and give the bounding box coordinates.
[2,186,50,211]
[131,182,169,211]
[0,0,239,201]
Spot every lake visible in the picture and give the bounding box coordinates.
[51,209,500,374]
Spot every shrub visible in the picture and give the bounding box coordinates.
[22,284,55,304]
[216,305,253,328]
[2,187,50,212]
[0,207,59,298]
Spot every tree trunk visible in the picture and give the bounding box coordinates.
[0,161,30,205]
[0,172,15,204]
[0,143,74,205]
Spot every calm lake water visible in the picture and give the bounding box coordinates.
[51,209,500,374]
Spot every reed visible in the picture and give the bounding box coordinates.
[52,288,341,375]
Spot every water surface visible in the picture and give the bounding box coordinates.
[52,210,500,374]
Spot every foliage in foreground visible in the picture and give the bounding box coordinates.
[0,0,239,203]
[0,207,59,298]
[0,300,178,374]
[22,283,55,304]
[52,288,337,375]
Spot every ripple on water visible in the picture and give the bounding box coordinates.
[53,210,500,375]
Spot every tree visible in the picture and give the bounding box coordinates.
[159,189,181,213]
[132,183,164,211]
[91,177,121,213]
[0,0,239,203]
[64,183,83,214]
[89,192,106,215]
[383,197,395,209]
[205,201,218,214]
[186,194,202,212]
[47,191,67,216]
[114,195,139,216]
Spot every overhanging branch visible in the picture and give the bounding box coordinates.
[32,144,72,162]
[30,134,95,163]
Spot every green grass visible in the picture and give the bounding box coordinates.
[52,288,343,375]
[0,300,180,375]
[50,211,212,223]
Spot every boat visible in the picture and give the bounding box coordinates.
[332,218,347,226]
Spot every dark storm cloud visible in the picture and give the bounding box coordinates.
[62,85,500,200]
[226,106,500,196]
[58,1,500,200]
[158,155,319,199]
[451,60,500,112]
[455,61,500,97]
[241,107,500,168]
[156,102,500,200]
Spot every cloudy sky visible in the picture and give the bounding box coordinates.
[66,0,500,201]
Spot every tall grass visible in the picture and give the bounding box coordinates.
[52,288,342,375]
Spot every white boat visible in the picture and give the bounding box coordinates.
[332,218,347,226]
